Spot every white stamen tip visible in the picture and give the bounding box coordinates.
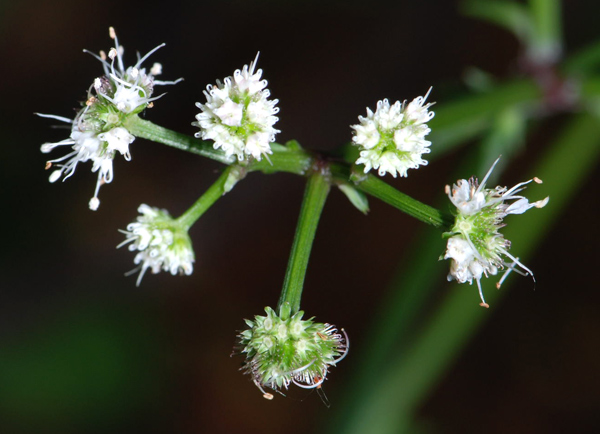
[109,27,116,40]
[150,62,162,76]
[533,177,543,184]
[49,170,62,183]
[535,197,550,208]
[109,48,117,60]
[89,197,100,211]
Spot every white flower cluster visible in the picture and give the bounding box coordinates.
[194,53,280,162]
[351,89,435,177]
[118,204,195,286]
[39,27,181,210]
[443,158,549,307]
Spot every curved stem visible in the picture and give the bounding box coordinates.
[277,170,330,315]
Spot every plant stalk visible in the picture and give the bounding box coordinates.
[277,170,330,314]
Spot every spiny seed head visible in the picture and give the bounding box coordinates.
[236,303,348,398]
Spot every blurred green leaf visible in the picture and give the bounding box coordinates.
[0,303,165,431]
[462,0,533,44]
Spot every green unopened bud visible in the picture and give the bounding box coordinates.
[236,303,348,399]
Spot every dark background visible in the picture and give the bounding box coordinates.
[0,0,598,433]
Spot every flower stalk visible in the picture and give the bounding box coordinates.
[277,168,331,315]
[124,115,233,164]
[331,163,453,230]
[177,165,237,230]
[125,115,451,230]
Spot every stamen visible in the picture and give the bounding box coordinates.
[89,196,100,211]
[292,375,325,389]
[35,113,73,124]
[154,77,184,85]
[49,170,62,183]
[331,328,350,364]
[534,197,550,208]
[316,386,331,408]
[477,156,501,194]
[150,62,162,76]
[135,263,150,286]
[252,379,270,397]
[135,43,166,69]
[249,51,260,75]
[290,359,316,375]
[498,247,535,280]
[496,262,516,289]
[476,278,489,307]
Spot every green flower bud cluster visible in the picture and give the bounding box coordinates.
[238,303,348,398]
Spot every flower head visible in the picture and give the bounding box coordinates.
[236,303,348,399]
[351,89,434,177]
[118,204,194,285]
[443,157,549,307]
[39,27,181,210]
[194,53,280,162]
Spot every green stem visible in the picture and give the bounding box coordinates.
[277,170,330,314]
[529,0,562,60]
[125,115,234,165]
[248,142,314,176]
[125,114,450,230]
[177,166,234,230]
[330,164,453,230]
